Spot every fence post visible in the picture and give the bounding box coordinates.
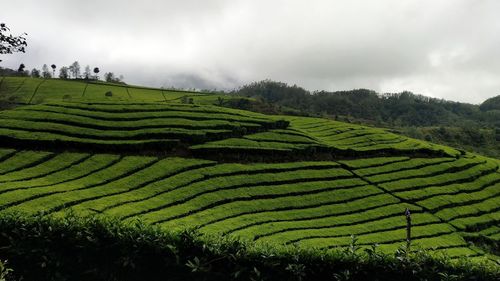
[405,208,412,252]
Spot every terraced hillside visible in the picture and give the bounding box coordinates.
[193,117,461,159]
[0,101,459,158]
[0,149,498,262]
[0,101,287,152]
[0,76,234,105]
[0,78,498,265]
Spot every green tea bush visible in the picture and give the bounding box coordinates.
[0,260,13,281]
[0,213,497,281]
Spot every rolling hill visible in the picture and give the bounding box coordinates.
[0,76,235,105]
[0,77,498,279]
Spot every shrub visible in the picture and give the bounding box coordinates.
[0,260,13,281]
[0,213,497,281]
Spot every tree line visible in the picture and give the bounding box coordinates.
[233,80,500,158]
[235,80,499,127]
[10,61,125,84]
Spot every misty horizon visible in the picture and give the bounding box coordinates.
[1,0,499,104]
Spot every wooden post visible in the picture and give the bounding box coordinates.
[405,208,412,252]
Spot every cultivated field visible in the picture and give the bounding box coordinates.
[0,76,234,104]
[0,77,498,265]
[0,149,498,260]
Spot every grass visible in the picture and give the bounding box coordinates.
[0,77,237,104]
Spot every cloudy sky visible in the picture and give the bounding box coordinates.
[1,0,499,103]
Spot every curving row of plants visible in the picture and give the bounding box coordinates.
[0,150,498,259]
[0,102,292,153]
[0,77,209,104]
[342,154,500,258]
[288,117,461,157]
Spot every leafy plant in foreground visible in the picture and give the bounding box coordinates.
[0,260,13,281]
[0,213,497,281]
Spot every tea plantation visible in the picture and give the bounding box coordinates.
[0,77,498,280]
[0,76,233,104]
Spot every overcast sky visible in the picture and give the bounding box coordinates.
[1,0,499,103]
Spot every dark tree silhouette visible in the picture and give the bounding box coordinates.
[51,64,56,77]
[59,66,69,79]
[31,68,41,78]
[17,63,25,72]
[0,23,27,62]
[93,67,100,80]
[104,72,117,82]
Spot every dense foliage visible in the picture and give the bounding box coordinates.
[480,95,500,112]
[0,214,497,281]
[0,23,27,57]
[235,80,500,158]
[236,80,499,127]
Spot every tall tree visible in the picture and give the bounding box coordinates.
[59,66,69,79]
[51,64,56,77]
[41,64,51,78]
[30,68,40,78]
[104,72,115,82]
[83,65,91,79]
[17,63,25,72]
[104,72,124,83]
[0,23,27,62]
[68,61,80,79]
[93,67,100,80]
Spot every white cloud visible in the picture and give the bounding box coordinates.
[1,0,499,103]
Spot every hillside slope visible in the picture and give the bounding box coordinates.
[0,149,498,260]
[0,101,459,158]
[235,80,500,158]
[0,76,236,105]
[0,78,498,266]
